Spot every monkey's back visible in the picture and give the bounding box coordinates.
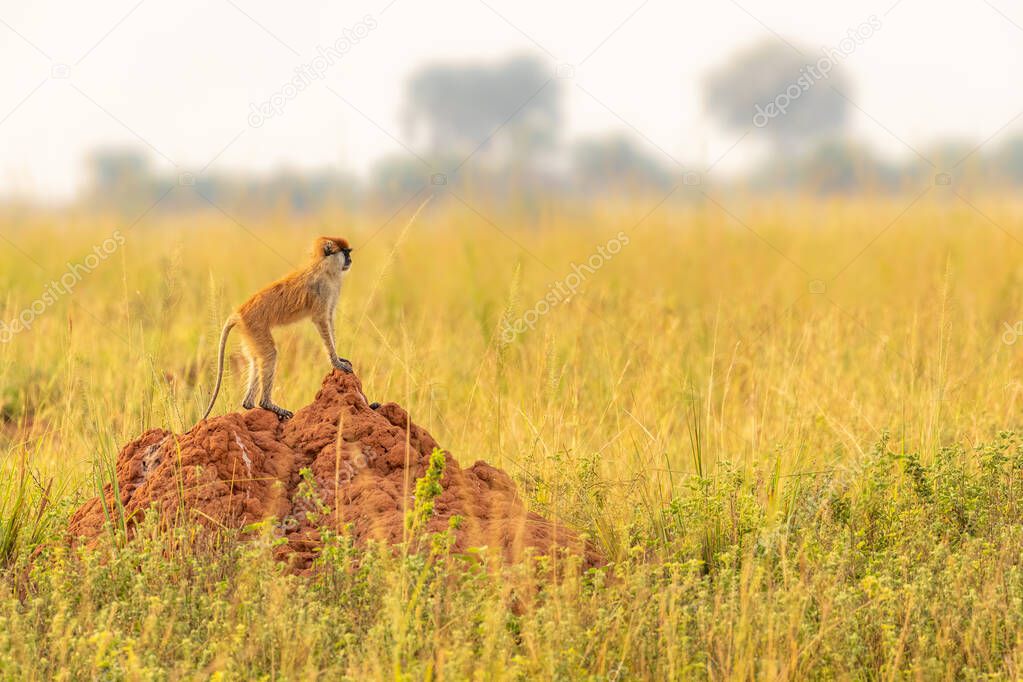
[236,270,317,329]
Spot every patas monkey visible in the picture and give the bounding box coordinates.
[201,236,353,421]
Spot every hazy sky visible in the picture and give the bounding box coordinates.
[2,0,1022,199]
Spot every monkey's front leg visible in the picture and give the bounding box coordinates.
[313,315,353,373]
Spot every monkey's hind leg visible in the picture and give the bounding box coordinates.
[252,330,293,420]
[241,351,258,410]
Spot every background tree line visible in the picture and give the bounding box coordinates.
[85,45,1023,215]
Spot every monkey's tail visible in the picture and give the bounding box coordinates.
[200,315,238,421]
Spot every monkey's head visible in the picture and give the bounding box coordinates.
[315,237,352,271]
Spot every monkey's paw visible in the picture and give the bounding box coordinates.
[333,357,354,373]
[259,400,293,420]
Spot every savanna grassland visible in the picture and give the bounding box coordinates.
[4,195,1023,678]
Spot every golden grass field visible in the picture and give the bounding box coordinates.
[4,195,1023,678]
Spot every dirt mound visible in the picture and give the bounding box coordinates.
[69,370,595,569]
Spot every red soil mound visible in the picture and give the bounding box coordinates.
[69,370,594,569]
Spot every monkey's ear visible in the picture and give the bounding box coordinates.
[322,243,333,257]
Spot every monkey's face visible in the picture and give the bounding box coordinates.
[318,237,353,271]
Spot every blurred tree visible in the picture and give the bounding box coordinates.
[247,170,359,213]
[403,54,561,168]
[369,154,430,203]
[571,133,672,194]
[84,146,360,215]
[897,140,979,190]
[703,40,851,154]
[85,148,167,213]
[987,136,1023,185]
[88,148,151,191]
[798,140,898,194]
[747,139,899,194]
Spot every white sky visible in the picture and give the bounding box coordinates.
[1,0,1022,200]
